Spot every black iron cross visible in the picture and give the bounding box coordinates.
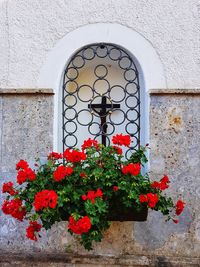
[88,96,120,146]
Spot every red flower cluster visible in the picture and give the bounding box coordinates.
[82,138,99,150]
[34,190,58,211]
[175,200,185,216]
[48,152,62,160]
[151,175,170,191]
[2,199,26,221]
[122,163,141,176]
[82,188,103,204]
[16,159,36,184]
[113,186,119,192]
[2,182,17,195]
[17,168,36,184]
[63,148,86,163]
[53,165,73,182]
[80,172,87,178]
[112,134,131,147]
[26,221,42,241]
[139,193,159,208]
[112,146,123,155]
[16,159,29,170]
[68,215,92,234]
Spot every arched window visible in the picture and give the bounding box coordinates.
[62,43,141,158]
[38,23,166,156]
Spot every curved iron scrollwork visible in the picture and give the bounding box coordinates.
[62,43,140,159]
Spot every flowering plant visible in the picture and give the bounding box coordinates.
[1,134,185,250]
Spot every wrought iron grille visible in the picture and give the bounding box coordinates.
[62,43,140,158]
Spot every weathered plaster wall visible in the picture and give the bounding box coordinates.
[0,1,9,88]
[0,91,200,266]
[0,0,199,89]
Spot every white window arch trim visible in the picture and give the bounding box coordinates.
[37,23,166,157]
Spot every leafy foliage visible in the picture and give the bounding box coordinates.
[1,135,184,250]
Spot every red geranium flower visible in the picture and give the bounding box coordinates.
[2,199,26,221]
[151,181,160,189]
[122,163,141,176]
[112,146,123,155]
[2,182,17,195]
[53,165,73,182]
[17,167,36,184]
[63,148,86,163]
[82,191,96,203]
[146,193,159,208]
[17,170,27,184]
[139,194,148,203]
[80,172,86,178]
[82,188,103,204]
[160,175,170,184]
[151,175,170,191]
[68,215,92,235]
[26,221,42,241]
[139,193,159,208]
[112,134,131,147]
[159,182,169,191]
[16,159,29,170]
[34,190,58,211]
[26,168,37,181]
[95,188,103,198]
[175,200,185,216]
[48,152,62,160]
[82,138,99,150]
[113,186,119,192]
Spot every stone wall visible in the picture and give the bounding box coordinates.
[0,89,200,266]
[0,90,54,259]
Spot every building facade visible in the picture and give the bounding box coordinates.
[0,1,200,266]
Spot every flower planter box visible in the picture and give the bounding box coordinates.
[107,196,148,221]
[1,134,185,250]
[108,207,148,221]
[60,207,148,222]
